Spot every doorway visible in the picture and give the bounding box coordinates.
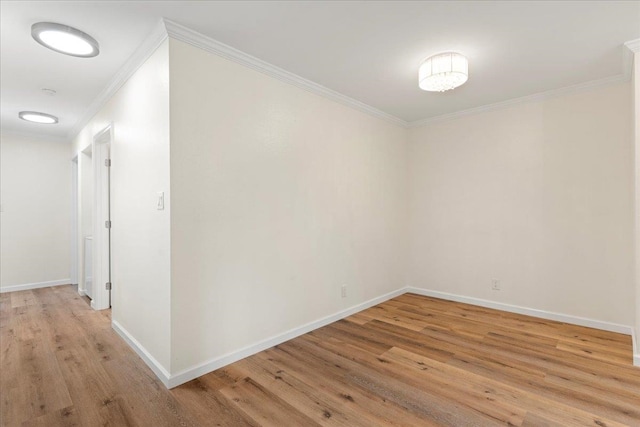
[70,156,78,287]
[91,125,112,310]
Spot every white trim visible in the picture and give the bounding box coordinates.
[68,20,168,139]
[112,320,171,387]
[166,287,407,388]
[408,73,629,128]
[0,130,69,144]
[90,124,112,311]
[113,285,638,387]
[625,38,640,54]
[0,279,71,293]
[70,158,79,285]
[406,287,633,335]
[65,23,640,141]
[632,329,640,367]
[163,19,407,129]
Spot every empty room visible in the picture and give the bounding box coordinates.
[1,1,640,426]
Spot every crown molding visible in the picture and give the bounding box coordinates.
[0,129,69,144]
[163,19,407,128]
[67,19,169,140]
[408,73,629,128]
[625,38,640,54]
[67,22,640,138]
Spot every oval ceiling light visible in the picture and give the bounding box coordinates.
[31,22,99,58]
[19,111,59,124]
[419,52,468,92]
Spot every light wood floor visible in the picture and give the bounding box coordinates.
[1,285,639,426]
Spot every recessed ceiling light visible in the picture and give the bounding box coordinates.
[31,22,99,58]
[19,111,59,124]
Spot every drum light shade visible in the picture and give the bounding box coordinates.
[419,52,468,92]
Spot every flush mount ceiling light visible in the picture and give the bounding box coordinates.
[419,52,468,92]
[31,22,99,57]
[19,111,59,124]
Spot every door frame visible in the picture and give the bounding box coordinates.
[91,124,112,310]
[70,156,79,286]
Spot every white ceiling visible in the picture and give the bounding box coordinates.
[1,1,639,139]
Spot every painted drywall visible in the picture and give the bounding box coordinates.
[72,40,172,371]
[0,133,71,289]
[168,38,408,373]
[78,151,93,295]
[80,151,93,240]
[408,82,635,326]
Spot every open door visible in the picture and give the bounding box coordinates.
[92,125,112,310]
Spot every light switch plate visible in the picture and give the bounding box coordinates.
[157,192,164,210]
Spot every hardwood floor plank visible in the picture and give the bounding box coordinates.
[171,379,259,427]
[2,286,638,426]
[219,377,322,427]
[10,291,37,309]
[315,338,527,426]
[555,340,633,365]
[342,312,371,326]
[233,354,373,427]
[52,341,133,426]
[20,406,79,427]
[258,346,442,426]
[383,346,628,427]
[323,318,455,363]
[288,336,509,426]
[102,353,198,427]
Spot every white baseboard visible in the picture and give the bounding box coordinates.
[111,320,171,387]
[632,328,640,367]
[406,287,634,335]
[0,279,71,294]
[166,287,407,388]
[113,285,639,389]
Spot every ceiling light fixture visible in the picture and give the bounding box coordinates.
[19,111,59,124]
[31,22,99,58]
[419,52,468,92]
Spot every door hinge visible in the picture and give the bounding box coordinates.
[105,220,112,229]
[105,282,112,290]
[105,159,111,167]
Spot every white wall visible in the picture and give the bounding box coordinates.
[78,150,93,295]
[80,151,93,239]
[168,38,408,373]
[72,40,172,371]
[0,133,71,289]
[408,82,635,326]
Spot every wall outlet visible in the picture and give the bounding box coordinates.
[491,279,501,291]
[341,284,347,298]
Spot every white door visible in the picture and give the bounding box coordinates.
[92,125,112,310]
